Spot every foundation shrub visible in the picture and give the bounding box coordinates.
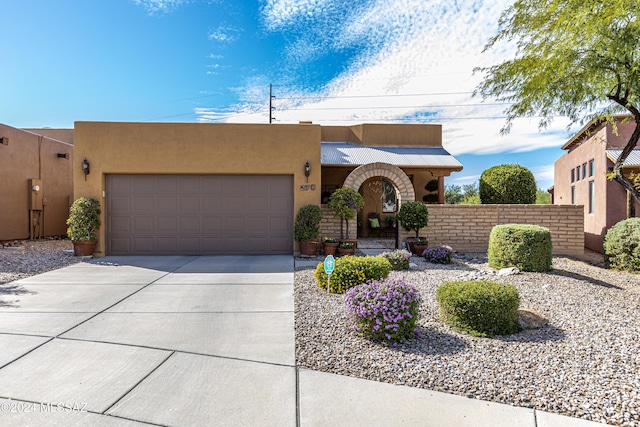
[315,255,391,293]
[436,280,521,337]
[379,250,412,270]
[345,278,422,346]
[488,224,552,272]
[604,218,640,271]
[423,245,453,264]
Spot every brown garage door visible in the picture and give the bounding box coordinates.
[106,175,293,255]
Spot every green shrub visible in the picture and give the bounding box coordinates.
[488,224,552,272]
[479,164,536,204]
[328,188,364,240]
[314,256,391,293]
[293,204,323,241]
[436,280,521,337]
[422,193,439,203]
[396,201,429,239]
[66,197,101,241]
[424,179,439,192]
[604,218,640,271]
[379,250,411,270]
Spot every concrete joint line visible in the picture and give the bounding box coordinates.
[102,350,176,415]
[0,336,54,370]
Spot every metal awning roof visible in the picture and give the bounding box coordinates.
[321,142,463,168]
[606,149,640,167]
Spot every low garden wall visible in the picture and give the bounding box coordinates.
[320,204,584,257]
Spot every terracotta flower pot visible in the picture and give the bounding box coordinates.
[72,240,97,256]
[337,247,355,256]
[299,240,318,257]
[323,242,339,256]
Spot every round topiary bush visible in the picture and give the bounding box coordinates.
[604,218,640,271]
[396,201,429,239]
[488,224,552,272]
[345,278,422,346]
[314,255,391,293]
[479,164,536,204]
[436,280,521,337]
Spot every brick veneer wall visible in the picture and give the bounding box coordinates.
[320,205,357,240]
[397,204,584,257]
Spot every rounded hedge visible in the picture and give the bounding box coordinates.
[479,164,536,204]
[396,201,429,239]
[314,255,391,293]
[436,280,521,337]
[604,218,640,271]
[488,224,552,272]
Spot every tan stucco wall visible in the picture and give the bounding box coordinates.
[74,121,321,255]
[555,123,640,252]
[0,124,74,240]
[321,124,442,146]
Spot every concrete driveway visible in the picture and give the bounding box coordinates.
[0,256,296,426]
[0,255,602,427]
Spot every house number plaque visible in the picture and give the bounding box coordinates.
[299,184,316,191]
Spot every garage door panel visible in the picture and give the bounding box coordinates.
[134,197,154,211]
[157,238,178,253]
[133,237,155,253]
[133,217,154,233]
[107,175,293,255]
[133,176,155,193]
[178,196,200,211]
[155,196,178,213]
[155,217,178,233]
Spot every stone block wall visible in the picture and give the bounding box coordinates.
[320,205,357,240]
[396,204,584,257]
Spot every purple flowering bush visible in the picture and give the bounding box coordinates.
[379,249,411,270]
[423,245,453,264]
[345,278,422,346]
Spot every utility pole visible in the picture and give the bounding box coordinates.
[269,84,276,123]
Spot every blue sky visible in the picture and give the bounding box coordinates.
[1,0,580,190]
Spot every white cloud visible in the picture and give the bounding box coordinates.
[208,25,242,43]
[132,0,188,14]
[200,0,580,155]
[451,175,481,184]
[530,165,555,186]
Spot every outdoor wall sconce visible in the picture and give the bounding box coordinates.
[81,158,90,180]
[304,161,310,183]
[57,153,69,159]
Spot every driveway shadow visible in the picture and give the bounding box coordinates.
[0,284,35,308]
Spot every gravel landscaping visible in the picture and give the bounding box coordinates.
[296,253,640,427]
[0,239,81,285]
[2,241,639,425]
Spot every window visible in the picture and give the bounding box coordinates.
[582,163,587,179]
[382,179,397,212]
[571,186,576,204]
[589,181,595,214]
[589,159,594,177]
[576,167,581,180]
[571,168,575,183]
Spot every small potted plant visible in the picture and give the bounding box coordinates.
[337,241,355,256]
[328,188,364,240]
[412,237,429,255]
[322,237,339,256]
[294,204,323,257]
[396,201,429,255]
[66,197,101,256]
[385,215,396,227]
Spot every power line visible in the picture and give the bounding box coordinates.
[276,102,509,112]
[277,91,477,100]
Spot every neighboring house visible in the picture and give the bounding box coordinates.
[0,123,74,241]
[553,116,640,252]
[74,121,462,256]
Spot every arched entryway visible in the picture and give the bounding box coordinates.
[342,163,416,244]
[343,162,415,202]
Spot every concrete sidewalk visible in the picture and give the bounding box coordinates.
[0,256,601,426]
